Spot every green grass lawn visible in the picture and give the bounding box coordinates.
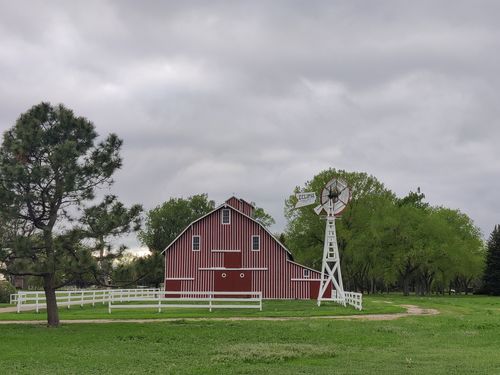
[0,295,499,374]
[0,297,404,321]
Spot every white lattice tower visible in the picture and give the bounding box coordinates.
[317,199,346,306]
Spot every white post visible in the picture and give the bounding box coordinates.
[67,291,71,309]
[158,291,161,313]
[35,293,39,313]
[16,293,21,314]
[259,292,262,311]
[209,292,212,312]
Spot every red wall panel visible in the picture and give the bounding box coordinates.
[164,203,325,299]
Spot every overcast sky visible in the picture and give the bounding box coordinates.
[1,1,499,252]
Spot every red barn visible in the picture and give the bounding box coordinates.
[162,197,331,299]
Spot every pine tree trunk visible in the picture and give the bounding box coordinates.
[43,273,60,327]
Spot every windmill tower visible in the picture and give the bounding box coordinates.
[295,178,351,306]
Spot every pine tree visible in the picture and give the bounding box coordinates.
[483,225,500,295]
[0,102,141,327]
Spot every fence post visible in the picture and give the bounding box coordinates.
[35,293,39,314]
[209,292,212,312]
[17,293,22,314]
[108,293,112,314]
[158,292,161,313]
[67,291,71,309]
[259,292,262,311]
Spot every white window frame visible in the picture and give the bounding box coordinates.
[251,235,260,251]
[192,235,200,251]
[303,269,310,278]
[221,209,231,225]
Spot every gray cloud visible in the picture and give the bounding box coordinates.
[1,0,499,250]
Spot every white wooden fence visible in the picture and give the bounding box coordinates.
[108,290,263,313]
[344,292,363,310]
[13,289,159,313]
[11,289,262,313]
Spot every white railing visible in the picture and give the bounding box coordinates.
[13,288,160,313]
[345,292,363,310]
[108,290,263,313]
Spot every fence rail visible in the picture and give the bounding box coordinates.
[108,290,263,313]
[13,289,159,313]
[344,292,363,310]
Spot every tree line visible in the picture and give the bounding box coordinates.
[284,169,486,296]
[1,103,499,327]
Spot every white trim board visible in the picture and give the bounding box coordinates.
[198,267,268,271]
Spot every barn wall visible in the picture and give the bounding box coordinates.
[165,204,323,299]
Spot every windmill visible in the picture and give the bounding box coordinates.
[295,178,351,306]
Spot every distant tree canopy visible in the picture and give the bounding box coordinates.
[253,206,275,228]
[139,194,216,254]
[482,225,500,295]
[285,168,485,295]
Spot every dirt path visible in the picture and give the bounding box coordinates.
[0,304,439,325]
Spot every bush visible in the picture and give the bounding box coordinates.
[0,280,17,303]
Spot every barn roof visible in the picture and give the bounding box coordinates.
[160,200,293,259]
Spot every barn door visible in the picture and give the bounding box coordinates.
[310,280,332,299]
[214,271,252,297]
[223,252,242,268]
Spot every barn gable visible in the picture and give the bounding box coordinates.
[225,196,255,217]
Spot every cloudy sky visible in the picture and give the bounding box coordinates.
[1,1,499,252]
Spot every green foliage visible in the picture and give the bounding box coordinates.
[0,280,16,303]
[285,168,395,270]
[0,102,141,325]
[139,194,215,254]
[137,194,215,286]
[285,168,485,294]
[253,206,275,228]
[482,225,500,295]
[79,195,142,285]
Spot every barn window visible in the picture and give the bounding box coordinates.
[251,235,260,251]
[303,269,310,278]
[192,235,200,251]
[221,209,231,224]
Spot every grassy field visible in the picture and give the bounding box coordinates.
[0,297,403,321]
[0,295,499,374]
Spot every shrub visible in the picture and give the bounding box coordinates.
[0,280,17,303]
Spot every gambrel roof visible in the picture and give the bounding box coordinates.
[160,201,294,260]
